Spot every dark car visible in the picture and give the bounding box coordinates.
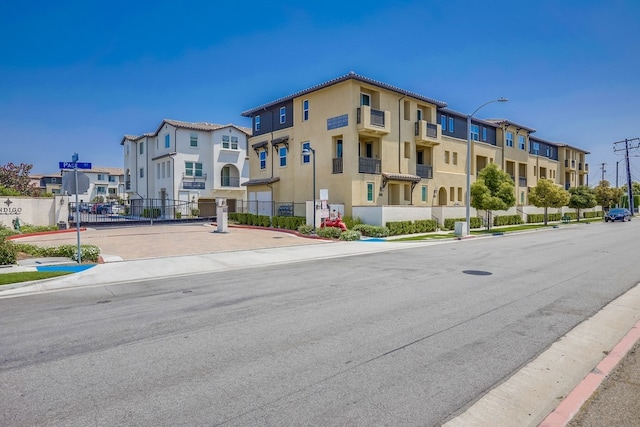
[91,203,112,214]
[604,208,632,222]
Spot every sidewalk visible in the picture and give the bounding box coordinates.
[2,223,639,426]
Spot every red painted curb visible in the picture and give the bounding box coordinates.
[538,320,640,426]
[7,228,87,240]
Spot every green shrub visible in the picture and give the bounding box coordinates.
[297,224,314,235]
[271,216,306,230]
[386,221,416,236]
[176,212,182,219]
[527,213,563,223]
[316,226,342,239]
[19,224,58,234]
[584,210,603,218]
[342,216,362,230]
[142,208,160,218]
[493,215,524,226]
[352,224,389,237]
[191,209,200,217]
[0,238,17,265]
[11,243,101,263]
[414,219,437,233]
[339,230,361,241]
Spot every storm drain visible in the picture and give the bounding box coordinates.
[462,270,492,276]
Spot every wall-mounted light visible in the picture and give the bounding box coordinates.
[60,197,65,205]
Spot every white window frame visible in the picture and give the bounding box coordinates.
[360,93,370,106]
[222,135,230,149]
[279,146,287,167]
[519,135,526,150]
[279,106,286,124]
[506,132,514,147]
[190,133,198,148]
[231,135,238,149]
[303,99,309,121]
[255,115,261,132]
[366,182,374,202]
[449,117,454,132]
[470,124,479,141]
[164,134,170,148]
[259,151,267,170]
[302,142,310,164]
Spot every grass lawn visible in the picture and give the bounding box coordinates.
[0,271,71,286]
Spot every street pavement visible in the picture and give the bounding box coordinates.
[1,223,639,426]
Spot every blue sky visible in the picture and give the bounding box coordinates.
[2,0,639,185]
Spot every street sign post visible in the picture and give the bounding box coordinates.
[59,161,92,169]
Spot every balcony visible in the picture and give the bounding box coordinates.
[416,164,433,179]
[414,121,439,145]
[125,180,131,190]
[519,177,527,187]
[357,106,390,136]
[579,162,589,174]
[564,159,576,170]
[220,176,240,187]
[332,157,343,174]
[359,157,381,174]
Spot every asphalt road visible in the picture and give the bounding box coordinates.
[1,222,639,426]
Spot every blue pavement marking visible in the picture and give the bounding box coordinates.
[359,238,386,242]
[36,265,96,273]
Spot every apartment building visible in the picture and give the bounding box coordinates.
[240,72,589,224]
[59,167,125,202]
[121,119,250,216]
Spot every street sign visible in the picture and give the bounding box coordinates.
[62,172,90,194]
[59,161,92,169]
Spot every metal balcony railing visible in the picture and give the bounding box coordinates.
[220,176,240,187]
[416,164,433,179]
[332,157,343,174]
[358,157,381,174]
[519,177,527,187]
[357,107,386,127]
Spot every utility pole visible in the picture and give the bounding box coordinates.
[613,137,640,213]
[600,163,606,184]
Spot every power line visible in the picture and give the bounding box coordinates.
[613,138,640,213]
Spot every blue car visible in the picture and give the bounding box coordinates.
[604,208,632,222]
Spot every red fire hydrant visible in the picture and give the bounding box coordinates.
[321,212,347,231]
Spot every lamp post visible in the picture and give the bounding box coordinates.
[466,97,508,236]
[302,145,316,233]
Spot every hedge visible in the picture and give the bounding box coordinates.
[352,224,390,237]
[142,208,161,218]
[271,216,306,231]
[493,215,524,226]
[527,213,562,223]
[316,226,342,239]
[584,210,603,218]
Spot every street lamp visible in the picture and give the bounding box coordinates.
[302,145,316,233]
[466,97,509,236]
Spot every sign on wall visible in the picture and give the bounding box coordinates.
[183,182,205,190]
[327,114,348,130]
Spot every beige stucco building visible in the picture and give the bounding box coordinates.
[241,73,589,224]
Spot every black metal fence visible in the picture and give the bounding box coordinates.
[68,199,308,226]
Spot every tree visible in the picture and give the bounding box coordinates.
[594,180,623,210]
[529,179,570,225]
[568,185,597,221]
[0,162,36,195]
[470,163,516,230]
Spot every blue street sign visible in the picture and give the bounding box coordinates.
[59,161,92,169]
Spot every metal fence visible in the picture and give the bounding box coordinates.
[67,199,307,227]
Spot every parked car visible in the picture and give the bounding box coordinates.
[604,208,632,222]
[77,203,91,213]
[91,203,112,214]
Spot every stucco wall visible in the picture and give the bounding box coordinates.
[0,196,69,229]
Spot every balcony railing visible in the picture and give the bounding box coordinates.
[220,176,240,187]
[356,106,390,135]
[126,180,131,190]
[332,157,343,174]
[358,157,381,174]
[519,177,527,187]
[416,164,433,179]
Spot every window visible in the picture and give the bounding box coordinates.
[417,109,423,121]
[421,185,427,202]
[190,133,198,148]
[449,117,454,132]
[162,162,166,178]
[222,135,230,149]
[506,132,514,147]
[445,151,450,164]
[260,151,267,170]
[336,139,343,158]
[97,174,107,181]
[367,182,374,202]
[96,186,106,194]
[470,124,479,141]
[108,176,116,182]
[302,142,310,164]
[231,136,238,149]
[360,93,370,106]
[255,115,261,132]
[533,142,540,155]
[166,161,170,177]
[279,106,286,124]
[303,100,309,121]
[482,127,487,141]
[185,162,203,177]
[165,134,170,148]
[139,141,144,155]
[221,166,231,186]
[279,146,287,167]
[519,135,526,150]
[546,146,551,157]
[441,115,447,131]
[156,163,160,179]
[139,168,144,178]
[404,141,411,159]
[452,152,458,165]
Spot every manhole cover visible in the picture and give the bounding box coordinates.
[462,270,492,276]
